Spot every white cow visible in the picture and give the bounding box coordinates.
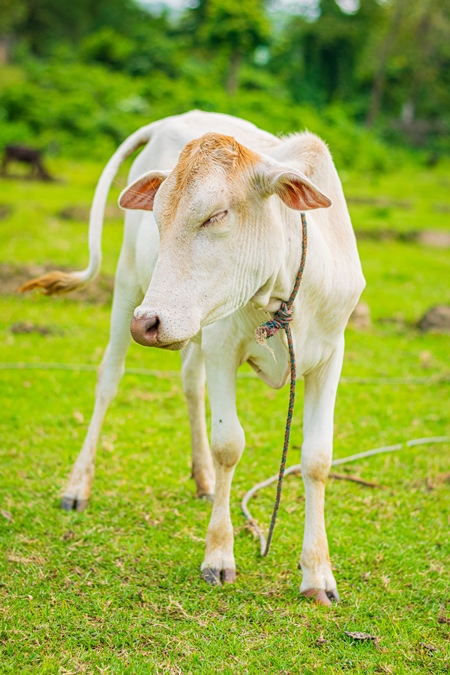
[23,111,365,605]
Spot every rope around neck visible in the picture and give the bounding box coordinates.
[254,212,308,556]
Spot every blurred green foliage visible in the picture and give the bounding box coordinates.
[0,0,448,167]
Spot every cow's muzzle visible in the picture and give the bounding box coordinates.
[130,314,190,350]
[130,315,160,347]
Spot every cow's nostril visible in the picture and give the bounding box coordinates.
[144,316,159,334]
[130,314,160,347]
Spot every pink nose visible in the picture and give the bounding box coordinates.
[130,315,160,347]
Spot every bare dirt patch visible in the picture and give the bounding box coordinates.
[355,229,450,247]
[11,321,63,336]
[0,204,12,220]
[433,203,450,214]
[417,231,450,247]
[0,263,114,305]
[58,204,123,221]
[348,302,371,330]
[418,305,450,333]
[347,196,412,209]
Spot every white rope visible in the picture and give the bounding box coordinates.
[242,436,450,556]
[1,362,449,385]
[0,362,180,377]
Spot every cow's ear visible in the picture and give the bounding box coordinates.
[260,165,332,211]
[119,170,170,211]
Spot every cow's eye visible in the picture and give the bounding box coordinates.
[201,210,228,227]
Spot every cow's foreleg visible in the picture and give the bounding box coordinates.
[62,279,141,511]
[182,342,215,499]
[299,337,344,605]
[201,357,244,585]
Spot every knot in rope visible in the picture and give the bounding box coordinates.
[255,302,293,342]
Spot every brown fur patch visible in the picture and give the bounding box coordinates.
[19,271,85,295]
[206,524,233,552]
[161,133,260,222]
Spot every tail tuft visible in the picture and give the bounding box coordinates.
[19,271,86,295]
[19,123,154,299]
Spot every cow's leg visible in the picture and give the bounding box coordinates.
[61,277,142,511]
[0,153,8,176]
[181,342,215,499]
[30,159,39,179]
[299,337,344,606]
[201,356,244,585]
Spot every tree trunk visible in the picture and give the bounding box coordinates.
[403,1,433,123]
[365,0,408,127]
[0,36,11,64]
[226,49,241,96]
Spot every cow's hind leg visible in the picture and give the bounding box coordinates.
[201,354,243,585]
[62,277,142,511]
[182,342,215,499]
[299,337,344,606]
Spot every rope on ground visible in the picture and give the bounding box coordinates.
[328,473,384,488]
[0,362,179,377]
[242,436,450,557]
[1,362,449,385]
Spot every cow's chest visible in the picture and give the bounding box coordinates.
[203,305,335,391]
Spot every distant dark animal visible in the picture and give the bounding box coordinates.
[1,144,53,181]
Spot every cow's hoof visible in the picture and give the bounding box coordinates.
[326,588,340,603]
[198,492,214,503]
[201,567,221,585]
[222,568,236,584]
[61,496,89,512]
[201,566,236,586]
[302,588,338,607]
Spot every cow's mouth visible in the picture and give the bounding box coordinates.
[157,339,189,351]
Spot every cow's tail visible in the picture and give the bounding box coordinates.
[19,122,156,295]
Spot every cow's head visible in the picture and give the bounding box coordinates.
[119,133,331,350]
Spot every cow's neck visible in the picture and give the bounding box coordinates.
[250,208,313,313]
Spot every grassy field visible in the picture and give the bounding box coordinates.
[0,157,449,674]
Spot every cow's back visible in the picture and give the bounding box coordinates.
[129,111,281,181]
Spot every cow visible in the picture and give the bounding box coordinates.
[21,111,365,605]
[1,144,54,181]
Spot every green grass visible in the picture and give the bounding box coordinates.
[0,158,130,276]
[342,162,450,234]
[1,161,449,674]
